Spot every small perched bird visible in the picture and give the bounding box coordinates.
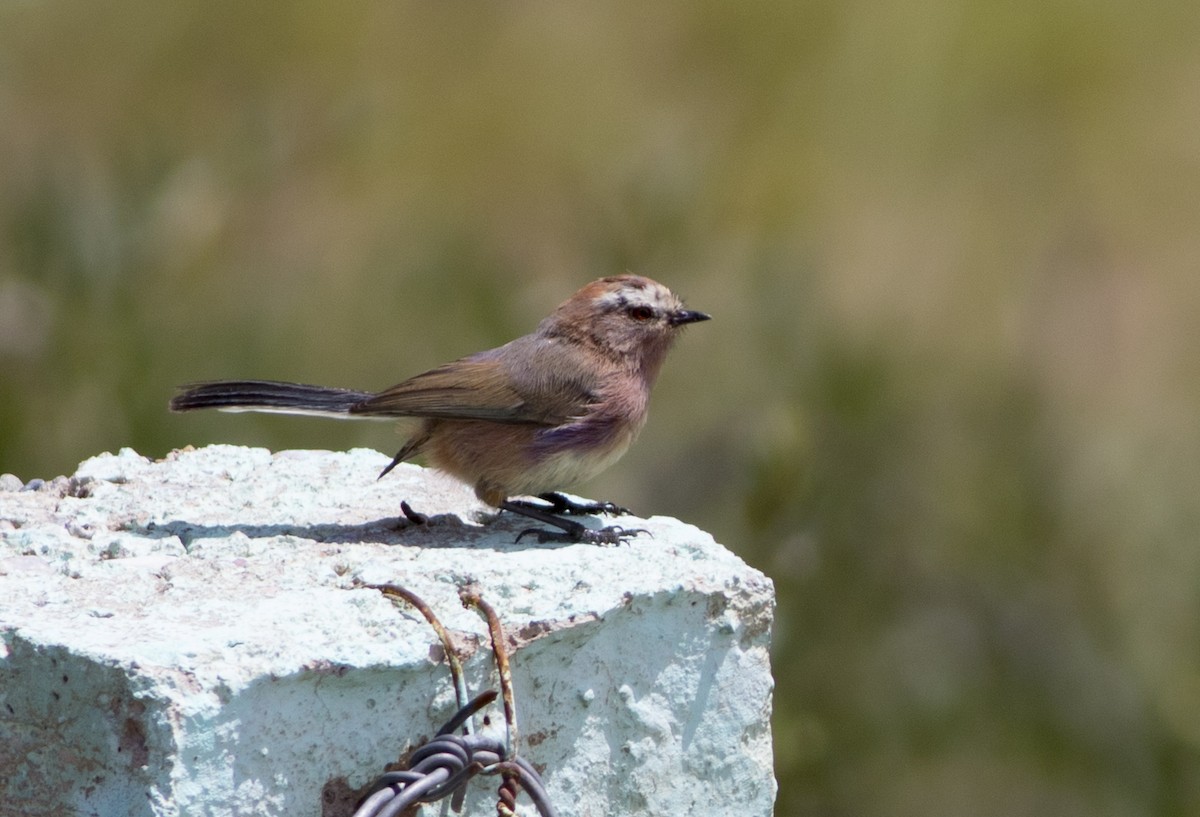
[170,275,709,543]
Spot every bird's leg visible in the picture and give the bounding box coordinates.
[539,491,632,516]
[499,500,645,545]
[507,491,631,517]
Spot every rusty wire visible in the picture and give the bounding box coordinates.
[460,587,517,759]
[351,584,559,817]
[461,587,523,817]
[370,582,473,736]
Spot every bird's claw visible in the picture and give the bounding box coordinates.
[590,500,633,516]
[515,524,648,546]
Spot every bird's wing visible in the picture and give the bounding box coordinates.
[349,340,598,425]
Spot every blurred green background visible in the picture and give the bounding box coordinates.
[3,2,1200,815]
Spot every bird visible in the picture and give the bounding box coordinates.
[169,274,710,544]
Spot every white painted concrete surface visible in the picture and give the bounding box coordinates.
[0,446,775,816]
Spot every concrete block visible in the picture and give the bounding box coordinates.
[0,446,775,816]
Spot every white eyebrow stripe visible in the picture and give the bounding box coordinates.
[595,284,677,312]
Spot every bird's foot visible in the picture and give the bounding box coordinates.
[515,522,647,546]
[511,492,632,517]
[499,498,646,545]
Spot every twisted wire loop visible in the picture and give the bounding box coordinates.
[351,584,560,817]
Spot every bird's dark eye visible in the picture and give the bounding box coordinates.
[627,305,655,322]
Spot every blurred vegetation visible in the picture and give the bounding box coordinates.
[4,2,1200,815]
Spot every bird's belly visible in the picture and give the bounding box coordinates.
[423,417,639,505]
[513,435,635,496]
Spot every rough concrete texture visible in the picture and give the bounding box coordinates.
[0,445,775,817]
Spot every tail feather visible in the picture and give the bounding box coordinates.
[169,380,374,417]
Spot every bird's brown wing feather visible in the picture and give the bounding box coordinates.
[349,353,593,426]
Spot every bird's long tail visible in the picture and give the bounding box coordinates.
[169,380,377,419]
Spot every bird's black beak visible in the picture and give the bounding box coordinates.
[669,309,712,326]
